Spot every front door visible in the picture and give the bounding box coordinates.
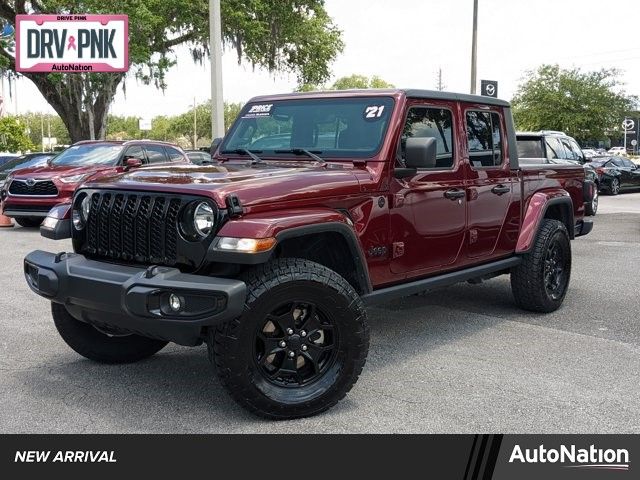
[464,107,518,259]
[390,102,467,276]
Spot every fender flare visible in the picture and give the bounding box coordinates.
[515,192,574,253]
[206,214,372,294]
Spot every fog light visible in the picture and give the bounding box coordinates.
[169,294,182,312]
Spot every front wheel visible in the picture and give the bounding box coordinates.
[210,258,369,419]
[15,217,42,228]
[52,303,168,363]
[511,219,572,313]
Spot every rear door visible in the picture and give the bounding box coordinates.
[464,107,519,259]
[144,145,170,165]
[389,100,467,276]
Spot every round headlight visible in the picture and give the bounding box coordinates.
[73,195,91,230]
[193,202,214,237]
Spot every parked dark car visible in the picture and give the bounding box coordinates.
[0,152,55,188]
[185,150,214,165]
[590,157,640,195]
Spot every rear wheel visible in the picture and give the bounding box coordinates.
[585,187,598,216]
[609,178,620,195]
[52,303,168,363]
[511,219,571,313]
[210,258,369,419]
[15,217,42,228]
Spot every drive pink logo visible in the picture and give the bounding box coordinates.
[15,14,128,73]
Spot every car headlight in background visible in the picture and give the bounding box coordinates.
[72,194,92,230]
[59,174,88,184]
[180,201,218,240]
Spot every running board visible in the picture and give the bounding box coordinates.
[362,257,521,306]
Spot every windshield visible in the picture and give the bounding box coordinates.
[1,155,51,173]
[221,96,395,159]
[50,144,123,167]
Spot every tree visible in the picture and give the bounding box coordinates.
[16,112,71,148]
[512,65,637,142]
[297,74,394,92]
[0,1,343,143]
[0,116,35,152]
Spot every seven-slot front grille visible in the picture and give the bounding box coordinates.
[9,179,58,196]
[84,192,183,266]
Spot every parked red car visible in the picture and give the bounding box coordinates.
[0,140,189,227]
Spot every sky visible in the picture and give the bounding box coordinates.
[3,0,640,117]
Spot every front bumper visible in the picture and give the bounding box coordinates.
[24,250,246,346]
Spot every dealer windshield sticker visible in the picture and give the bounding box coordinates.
[243,104,274,118]
[15,14,129,73]
[363,105,386,121]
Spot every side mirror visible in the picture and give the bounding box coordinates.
[124,157,143,169]
[394,137,438,178]
[210,137,223,156]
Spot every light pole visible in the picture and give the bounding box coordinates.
[209,0,225,139]
[193,97,197,149]
[470,0,478,94]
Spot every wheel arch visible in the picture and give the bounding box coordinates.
[516,192,575,253]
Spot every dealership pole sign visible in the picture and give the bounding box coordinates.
[15,15,128,73]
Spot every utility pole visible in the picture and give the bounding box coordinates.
[47,116,51,151]
[470,0,478,94]
[436,68,445,91]
[209,0,225,138]
[40,114,44,152]
[193,97,197,149]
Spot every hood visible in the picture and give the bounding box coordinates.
[84,161,362,207]
[10,163,114,180]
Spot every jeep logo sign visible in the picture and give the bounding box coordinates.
[15,14,128,73]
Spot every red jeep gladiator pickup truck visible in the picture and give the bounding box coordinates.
[23,89,594,419]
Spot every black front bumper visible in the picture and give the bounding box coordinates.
[24,251,246,346]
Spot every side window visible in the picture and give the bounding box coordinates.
[401,107,454,169]
[612,158,625,167]
[568,139,585,162]
[124,145,145,162]
[559,138,578,161]
[166,147,185,162]
[622,159,635,168]
[466,110,503,167]
[145,145,169,164]
[545,137,566,160]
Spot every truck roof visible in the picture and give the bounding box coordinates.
[249,88,511,108]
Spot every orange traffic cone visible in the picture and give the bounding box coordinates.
[0,202,14,228]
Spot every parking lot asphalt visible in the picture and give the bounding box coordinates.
[1,193,639,433]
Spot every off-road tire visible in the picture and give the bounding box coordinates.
[510,219,571,313]
[15,217,42,228]
[210,258,369,420]
[52,303,168,363]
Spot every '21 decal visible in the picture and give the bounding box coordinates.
[364,105,385,120]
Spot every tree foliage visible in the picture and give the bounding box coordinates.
[297,73,394,92]
[0,0,343,142]
[512,65,637,142]
[0,117,35,152]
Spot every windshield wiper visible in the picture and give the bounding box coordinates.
[274,148,326,166]
[220,148,265,165]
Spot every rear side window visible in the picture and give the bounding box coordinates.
[517,138,544,158]
[545,137,566,160]
[466,111,503,167]
[145,145,168,164]
[401,107,454,169]
[166,147,185,162]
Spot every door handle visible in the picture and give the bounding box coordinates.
[491,184,510,195]
[444,189,465,200]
